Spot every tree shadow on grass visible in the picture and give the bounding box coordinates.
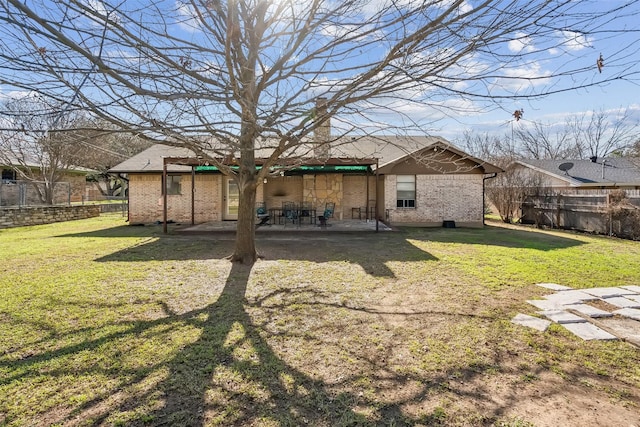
[402,223,586,251]
[4,259,636,425]
[79,230,437,277]
[45,262,518,426]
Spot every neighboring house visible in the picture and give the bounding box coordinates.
[512,157,640,190]
[110,134,501,228]
[512,157,640,236]
[0,154,94,205]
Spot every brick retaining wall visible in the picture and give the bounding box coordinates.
[0,205,100,229]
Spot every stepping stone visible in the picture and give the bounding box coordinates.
[544,290,598,306]
[601,297,640,309]
[538,310,587,324]
[561,323,617,341]
[527,299,562,310]
[625,294,640,304]
[582,287,636,298]
[535,283,572,291]
[563,303,613,318]
[613,308,640,321]
[512,313,552,332]
[621,285,640,294]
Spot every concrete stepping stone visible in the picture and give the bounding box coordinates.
[512,313,552,332]
[561,322,617,341]
[625,294,640,304]
[601,297,640,309]
[538,310,587,324]
[621,285,640,294]
[543,290,598,305]
[563,303,613,318]
[582,287,636,298]
[527,299,562,311]
[535,283,572,291]
[613,308,640,321]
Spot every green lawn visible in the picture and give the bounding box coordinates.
[1,215,639,426]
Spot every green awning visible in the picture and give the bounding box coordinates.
[297,165,369,172]
[195,164,369,173]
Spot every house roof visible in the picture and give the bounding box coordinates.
[109,135,502,174]
[515,158,640,186]
[0,150,96,175]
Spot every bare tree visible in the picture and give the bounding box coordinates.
[0,95,85,204]
[569,108,639,159]
[510,108,639,160]
[485,164,547,223]
[513,121,576,160]
[67,120,151,198]
[1,0,639,262]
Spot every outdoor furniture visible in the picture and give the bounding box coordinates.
[256,202,270,227]
[318,202,335,228]
[268,207,284,225]
[282,201,299,227]
[351,200,376,220]
[298,202,316,225]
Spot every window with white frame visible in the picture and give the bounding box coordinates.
[396,175,415,208]
[163,175,182,195]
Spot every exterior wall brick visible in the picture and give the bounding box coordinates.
[129,173,220,224]
[264,176,303,209]
[385,174,484,226]
[0,205,100,229]
[342,175,376,219]
[128,172,484,226]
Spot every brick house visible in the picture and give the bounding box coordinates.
[109,135,501,228]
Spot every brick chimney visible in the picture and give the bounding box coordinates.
[314,97,330,159]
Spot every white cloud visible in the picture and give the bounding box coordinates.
[84,0,123,26]
[0,89,37,101]
[559,30,593,52]
[508,32,535,53]
[175,2,201,32]
[491,62,552,91]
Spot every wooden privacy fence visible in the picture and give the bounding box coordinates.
[521,190,640,239]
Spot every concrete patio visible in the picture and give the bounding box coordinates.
[176,218,393,233]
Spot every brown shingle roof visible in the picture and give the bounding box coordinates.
[109,135,501,174]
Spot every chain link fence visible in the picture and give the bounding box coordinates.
[0,180,72,207]
[0,180,128,217]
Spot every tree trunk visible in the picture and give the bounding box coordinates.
[230,173,258,264]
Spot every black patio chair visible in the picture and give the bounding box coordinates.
[298,201,313,224]
[318,202,335,228]
[282,201,299,227]
[256,202,270,227]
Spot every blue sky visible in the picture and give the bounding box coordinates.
[1,0,639,146]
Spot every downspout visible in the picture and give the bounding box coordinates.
[482,173,498,226]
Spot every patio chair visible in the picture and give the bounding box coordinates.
[318,202,335,228]
[298,201,313,225]
[282,201,299,227]
[256,202,270,227]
